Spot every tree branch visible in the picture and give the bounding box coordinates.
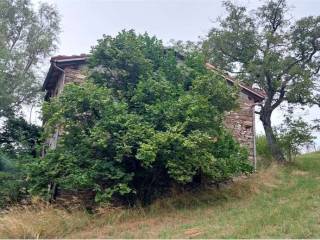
[270,0,284,33]
[271,77,289,111]
[9,23,25,52]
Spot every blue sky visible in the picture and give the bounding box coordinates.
[31,0,320,149]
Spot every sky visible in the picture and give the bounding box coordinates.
[30,0,320,149]
[34,0,320,55]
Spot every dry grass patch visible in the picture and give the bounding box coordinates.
[0,202,91,239]
[292,170,309,176]
[70,166,280,238]
[184,227,203,238]
[0,162,282,239]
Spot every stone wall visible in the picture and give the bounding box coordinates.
[45,66,86,150]
[50,65,86,98]
[64,66,86,84]
[224,92,255,162]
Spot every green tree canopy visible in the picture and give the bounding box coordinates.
[203,0,320,163]
[276,117,315,161]
[0,0,60,117]
[32,30,252,204]
[0,117,41,157]
[0,117,41,207]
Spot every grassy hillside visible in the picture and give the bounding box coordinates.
[1,152,320,238]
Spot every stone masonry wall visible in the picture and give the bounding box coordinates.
[224,92,255,162]
[45,66,86,150]
[64,66,86,84]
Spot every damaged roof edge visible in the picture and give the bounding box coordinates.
[42,55,265,102]
[42,55,88,91]
[205,63,265,102]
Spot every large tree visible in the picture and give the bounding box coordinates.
[30,30,252,204]
[0,0,60,117]
[203,0,320,163]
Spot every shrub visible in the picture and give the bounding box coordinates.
[256,135,273,168]
[276,117,315,161]
[29,30,253,204]
[0,153,28,208]
[0,117,41,207]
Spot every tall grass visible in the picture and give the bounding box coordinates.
[0,202,91,238]
[0,165,277,239]
[1,152,320,238]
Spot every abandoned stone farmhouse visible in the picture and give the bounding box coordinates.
[42,54,265,168]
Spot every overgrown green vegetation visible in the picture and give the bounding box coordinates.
[32,30,252,205]
[256,116,316,167]
[1,152,320,238]
[276,117,315,161]
[0,1,319,230]
[0,0,59,207]
[0,117,41,207]
[256,135,273,168]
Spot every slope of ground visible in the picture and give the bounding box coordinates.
[1,152,320,238]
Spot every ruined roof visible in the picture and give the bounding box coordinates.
[42,54,88,91]
[205,63,266,102]
[43,54,265,102]
[50,54,89,62]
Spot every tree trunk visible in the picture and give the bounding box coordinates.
[260,109,286,163]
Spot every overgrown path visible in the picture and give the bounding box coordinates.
[1,152,320,238]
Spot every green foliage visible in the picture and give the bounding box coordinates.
[276,117,315,161]
[29,83,135,201]
[256,135,272,159]
[0,117,41,157]
[0,117,41,207]
[203,0,320,162]
[0,152,27,208]
[33,30,253,204]
[0,0,60,117]
[256,135,273,168]
[0,0,59,204]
